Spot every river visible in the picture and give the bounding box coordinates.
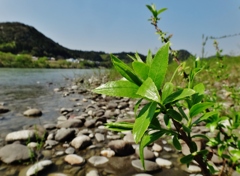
[0,68,100,136]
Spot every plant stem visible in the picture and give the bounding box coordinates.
[150,16,188,79]
[172,119,211,176]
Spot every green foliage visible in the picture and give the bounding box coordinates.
[0,52,34,68]
[93,4,240,176]
[0,42,16,52]
[37,56,50,68]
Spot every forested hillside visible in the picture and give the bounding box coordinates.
[0,22,192,67]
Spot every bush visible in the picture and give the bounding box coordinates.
[93,4,240,176]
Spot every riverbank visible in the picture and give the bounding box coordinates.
[0,75,191,176]
[0,68,239,176]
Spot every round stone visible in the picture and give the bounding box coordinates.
[155,158,173,168]
[23,108,42,117]
[152,143,162,152]
[64,154,85,166]
[131,159,160,172]
[100,149,115,157]
[70,135,92,149]
[26,160,52,176]
[181,164,201,173]
[88,156,109,166]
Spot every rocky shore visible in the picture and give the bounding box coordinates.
[0,76,238,176]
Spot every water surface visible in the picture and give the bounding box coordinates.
[0,68,98,135]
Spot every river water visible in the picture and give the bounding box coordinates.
[0,68,98,136]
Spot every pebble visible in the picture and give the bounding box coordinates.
[181,165,202,173]
[152,143,162,152]
[95,133,105,142]
[55,128,75,142]
[70,135,92,149]
[155,157,173,168]
[5,130,35,142]
[100,149,115,157]
[86,169,99,176]
[57,119,83,128]
[0,143,32,164]
[88,156,109,166]
[23,108,42,117]
[135,146,155,160]
[108,140,135,156]
[48,173,69,176]
[55,151,65,156]
[0,106,10,113]
[163,146,173,152]
[26,160,52,176]
[131,159,160,172]
[65,147,75,154]
[64,154,85,166]
[27,142,38,149]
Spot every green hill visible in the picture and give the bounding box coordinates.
[0,22,192,67]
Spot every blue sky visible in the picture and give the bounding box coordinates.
[0,0,240,57]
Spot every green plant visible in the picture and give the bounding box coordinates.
[92,4,240,176]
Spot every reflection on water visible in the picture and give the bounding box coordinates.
[0,68,100,134]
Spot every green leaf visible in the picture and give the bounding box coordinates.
[135,52,143,62]
[139,131,165,169]
[229,150,240,162]
[148,42,170,89]
[146,50,153,66]
[193,83,205,94]
[218,145,226,157]
[127,54,136,61]
[162,82,174,102]
[105,122,134,132]
[207,138,218,147]
[132,61,149,81]
[93,80,140,98]
[207,162,217,174]
[222,154,231,160]
[190,141,198,152]
[146,5,155,16]
[182,124,191,134]
[177,105,188,120]
[207,122,218,132]
[166,109,182,122]
[157,8,167,15]
[136,77,161,103]
[194,111,219,124]
[190,102,213,118]
[192,94,204,105]
[146,4,158,18]
[111,54,142,86]
[173,135,182,150]
[163,88,196,105]
[180,154,194,164]
[134,99,143,116]
[164,114,170,127]
[236,165,240,173]
[133,102,157,143]
[149,114,161,129]
[197,149,209,156]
